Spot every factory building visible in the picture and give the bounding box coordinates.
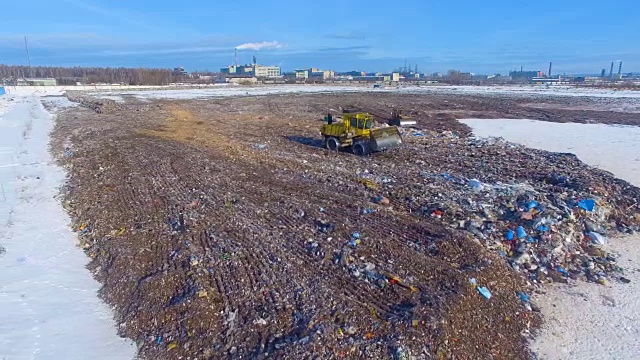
[294,68,334,80]
[221,56,281,79]
[509,70,544,80]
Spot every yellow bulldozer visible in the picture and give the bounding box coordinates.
[320,112,403,155]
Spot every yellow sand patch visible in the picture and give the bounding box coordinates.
[139,106,249,157]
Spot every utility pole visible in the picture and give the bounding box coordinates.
[24,35,32,78]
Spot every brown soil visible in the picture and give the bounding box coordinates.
[51,92,640,360]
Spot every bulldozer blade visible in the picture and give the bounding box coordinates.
[371,127,403,151]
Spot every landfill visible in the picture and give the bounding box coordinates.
[51,92,640,359]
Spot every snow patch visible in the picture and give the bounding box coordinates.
[461,119,640,187]
[0,95,136,359]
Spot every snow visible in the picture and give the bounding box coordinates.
[7,84,640,103]
[85,84,640,105]
[461,118,640,360]
[461,119,640,187]
[93,84,373,101]
[400,85,640,99]
[0,94,136,359]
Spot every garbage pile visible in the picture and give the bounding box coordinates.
[378,130,640,287]
[51,95,640,360]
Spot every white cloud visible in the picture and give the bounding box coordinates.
[236,41,283,51]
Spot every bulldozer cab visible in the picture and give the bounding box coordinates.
[343,113,374,133]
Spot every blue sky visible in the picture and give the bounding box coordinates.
[1,0,639,74]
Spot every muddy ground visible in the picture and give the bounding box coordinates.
[52,92,640,359]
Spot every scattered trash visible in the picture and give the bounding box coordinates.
[477,287,492,299]
[373,196,390,205]
[620,277,631,284]
[253,144,268,150]
[587,231,607,245]
[577,198,596,212]
[64,147,74,158]
[517,291,529,302]
[468,179,483,191]
[505,229,515,241]
[358,178,380,190]
[315,220,335,233]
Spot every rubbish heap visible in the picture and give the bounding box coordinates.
[378,130,639,287]
[51,95,640,360]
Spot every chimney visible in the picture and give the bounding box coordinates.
[618,61,623,78]
[234,48,238,66]
[520,66,523,72]
[609,62,614,78]
[548,61,552,77]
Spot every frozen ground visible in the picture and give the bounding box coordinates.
[87,83,640,102]
[462,118,640,360]
[0,94,136,359]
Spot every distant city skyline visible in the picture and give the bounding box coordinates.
[1,0,638,74]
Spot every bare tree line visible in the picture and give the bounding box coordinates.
[0,64,180,85]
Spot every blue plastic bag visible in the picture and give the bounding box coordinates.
[577,199,596,212]
[517,291,529,303]
[505,229,515,241]
[516,226,527,239]
[536,225,549,232]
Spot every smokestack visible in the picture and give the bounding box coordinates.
[520,66,523,72]
[548,61,552,77]
[609,62,614,78]
[234,48,238,66]
[253,55,257,65]
[618,61,623,78]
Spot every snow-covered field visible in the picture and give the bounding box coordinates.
[462,118,640,360]
[401,85,640,99]
[94,84,373,101]
[87,83,640,102]
[0,94,135,359]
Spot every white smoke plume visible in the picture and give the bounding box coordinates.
[235,41,283,50]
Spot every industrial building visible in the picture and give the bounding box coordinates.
[509,69,544,80]
[221,64,280,78]
[221,56,281,79]
[294,68,335,80]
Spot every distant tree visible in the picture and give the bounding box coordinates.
[0,64,174,85]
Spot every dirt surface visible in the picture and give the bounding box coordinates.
[51,92,640,359]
